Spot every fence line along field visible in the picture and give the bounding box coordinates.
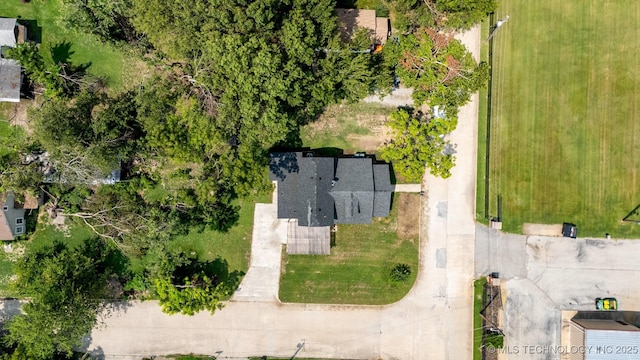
[489,0,640,237]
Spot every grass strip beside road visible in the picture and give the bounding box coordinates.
[473,277,488,360]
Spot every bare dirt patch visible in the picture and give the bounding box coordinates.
[1,99,36,134]
[522,223,563,236]
[397,193,420,240]
[307,105,341,133]
[347,113,392,152]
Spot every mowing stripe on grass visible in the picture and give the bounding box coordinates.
[489,0,640,237]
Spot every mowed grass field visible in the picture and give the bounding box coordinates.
[489,1,640,236]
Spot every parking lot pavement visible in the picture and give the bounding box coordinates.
[482,231,640,359]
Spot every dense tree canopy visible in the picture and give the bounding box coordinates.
[381,108,457,181]
[152,252,233,315]
[28,90,142,183]
[385,28,489,112]
[4,239,115,359]
[131,0,390,150]
[60,0,139,43]
[390,0,497,32]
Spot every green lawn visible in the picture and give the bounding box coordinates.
[166,194,271,276]
[0,119,23,156]
[489,0,640,236]
[0,250,15,297]
[279,194,419,305]
[0,192,270,298]
[0,1,134,89]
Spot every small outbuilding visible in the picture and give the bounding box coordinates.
[0,18,27,103]
[336,8,390,47]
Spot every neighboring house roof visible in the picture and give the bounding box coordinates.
[0,18,17,48]
[0,206,13,240]
[0,18,25,103]
[572,319,640,360]
[0,59,21,103]
[270,151,393,227]
[336,8,390,45]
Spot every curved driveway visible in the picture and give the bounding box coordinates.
[86,28,481,360]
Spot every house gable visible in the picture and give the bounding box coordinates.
[270,152,335,227]
[0,192,28,241]
[372,163,393,217]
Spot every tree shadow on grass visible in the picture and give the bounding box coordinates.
[174,256,245,293]
[50,41,74,65]
[50,41,93,76]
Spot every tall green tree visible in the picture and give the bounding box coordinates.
[29,90,143,184]
[385,28,489,112]
[6,43,67,98]
[0,152,43,195]
[432,0,497,30]
[60,0,138,43]
[4,239,115,359]
[153,252,229,316]
[381,108,457,181]
[389,0,497,32]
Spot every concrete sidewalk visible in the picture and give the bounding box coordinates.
[231,203,287,302]
[393,183,422,192]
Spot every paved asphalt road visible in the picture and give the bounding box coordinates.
[84,28,482,360]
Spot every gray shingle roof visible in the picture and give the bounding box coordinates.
[330,157,374,224]
[270,152,393,226]
[270,152,335,226]
[0,18,17,48]
[0,59,21,103]
[372,163,392,217]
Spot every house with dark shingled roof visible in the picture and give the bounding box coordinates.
[269,151,393,254]
[269,151,393,227]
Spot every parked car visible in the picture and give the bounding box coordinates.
[595,297,617,310]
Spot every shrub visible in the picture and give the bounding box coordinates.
[485,333,504,349]
[389,263,412,283]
